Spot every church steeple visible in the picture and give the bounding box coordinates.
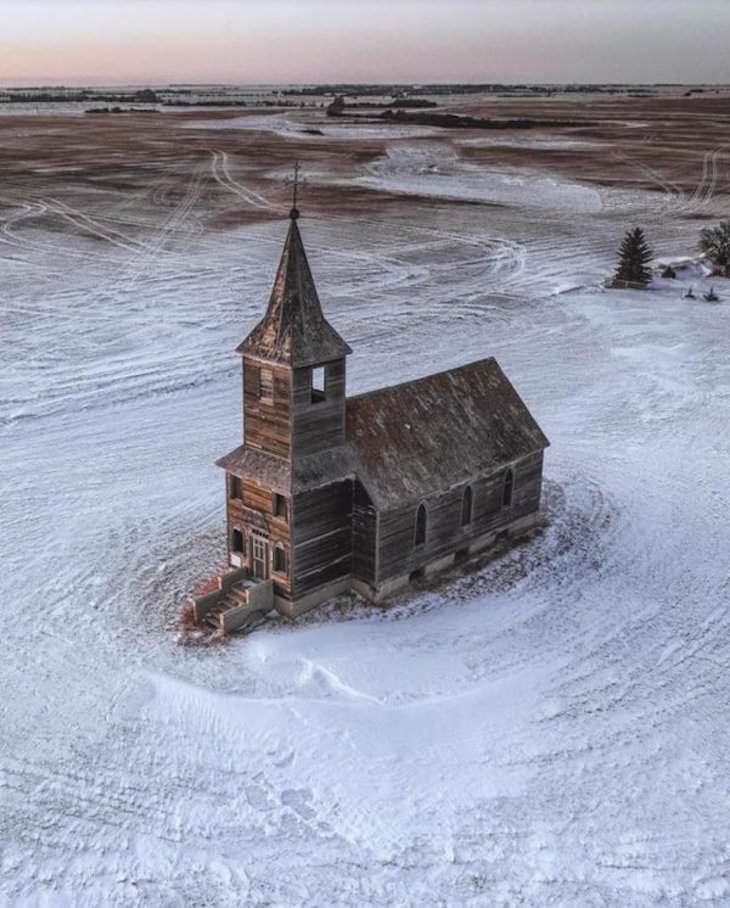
[237,209,351,367]
[235,193,351,462]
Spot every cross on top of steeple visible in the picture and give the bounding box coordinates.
[290,161,301,220]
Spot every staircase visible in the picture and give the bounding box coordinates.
[193,572,274,635]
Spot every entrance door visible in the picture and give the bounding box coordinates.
[252,535,270,580]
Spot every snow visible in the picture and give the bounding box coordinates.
[183,112,441,140]
[456,135,603,150]
[353,143,603,212]
[2,134,730,906]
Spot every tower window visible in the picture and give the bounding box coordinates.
[229,475,241,501]
[461,486,473,527]
[273,493,288,522]
[311,366,326,403]
[273,544,288,576]
[502,469,514,508]
[258,367,274,403]
[414,503,427,547]
[231,528,244,553]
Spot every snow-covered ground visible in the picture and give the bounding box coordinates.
[356,143,603,211]
[1,133,729,906]
[183,111,441,140]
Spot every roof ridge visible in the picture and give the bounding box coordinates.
[346,355,498,404]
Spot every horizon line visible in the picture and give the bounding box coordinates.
[2,79,730,89]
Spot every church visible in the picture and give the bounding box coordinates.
[193,204,549,633]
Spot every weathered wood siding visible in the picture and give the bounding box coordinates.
[376,451,544,583]
[226,475,292,600]
[242,359,291,459]
[351,480,377,585]
[292,480,352,597]
[291,359,346,456]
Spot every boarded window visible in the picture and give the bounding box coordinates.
[229,475,241,500]
[273,493,288,522]
[502,469,514,508]
[258,367,274,402]
[414,503,427,547]
[311,366,326,403]
[461,486,473,526]
[231,528,244,553]
[273,545,288,576]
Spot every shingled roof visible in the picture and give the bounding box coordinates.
[345,357,549,510]
[217,356,549,510]
[237,211,352,367]
[216,443,356,496]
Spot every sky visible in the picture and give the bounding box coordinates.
[3,0,730,86]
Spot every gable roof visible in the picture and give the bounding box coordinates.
[237,212,352,367]
[217,357,549,511]
[345,357,549,510]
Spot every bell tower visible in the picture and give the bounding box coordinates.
[237,204,352,460]
[217,194,352,608]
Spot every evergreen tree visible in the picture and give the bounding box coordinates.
[699,222,730,277]
[613,227,653,287]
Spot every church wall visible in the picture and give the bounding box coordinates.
[242,359,292,459]
[351,480,377,586]
[375,452,544,583]
[291,480,352,598]
[226,475,292,600]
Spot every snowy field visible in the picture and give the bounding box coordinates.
[1,111,730,907]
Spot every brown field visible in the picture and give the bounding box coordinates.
[2,90,730,237]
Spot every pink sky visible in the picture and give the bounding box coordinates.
[3,0,730,85]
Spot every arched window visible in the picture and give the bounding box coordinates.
[461,486,473,527]
[273,544,288,576]
[231,528,244,553]
[414,503,427,547]
[502,469,514,508]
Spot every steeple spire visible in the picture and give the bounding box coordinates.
[237,192,351,368]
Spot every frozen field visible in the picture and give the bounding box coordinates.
[1,105,730,906]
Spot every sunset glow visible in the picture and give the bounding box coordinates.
[3,0,730,85]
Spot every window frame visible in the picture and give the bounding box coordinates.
[502,468,514,509]
[272,493,288,523]
[414,502,428,548]
[231,527,244,554]
[310,365,326,404]
[460,485,473,527]
[273,544,288,577]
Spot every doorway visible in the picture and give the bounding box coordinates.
[252,534,270,580]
